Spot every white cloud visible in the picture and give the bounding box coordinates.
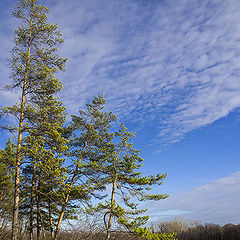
[56,0,240,145]
[1,0,240,146]
[148,171,240,225]
[0,0,20,106]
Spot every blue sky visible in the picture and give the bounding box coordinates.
[0,0,240,225]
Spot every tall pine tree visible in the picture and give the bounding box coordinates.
[0,1,66,239]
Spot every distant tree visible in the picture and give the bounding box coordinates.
[157,219,232,240]
[223,224,240,240]
[0,0,66,239]
[204,223,223,240]
[157,217,189,236]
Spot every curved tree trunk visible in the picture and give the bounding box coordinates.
[53,142,86,240]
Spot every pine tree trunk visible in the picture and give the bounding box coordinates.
[29,161,36,240]
[11,3,34,240]
[48,200,54,240]
[36,197,40,240]
[106,180,116,240]
[53,142,86,240]
[12,79,27,240]
[36,175,41,240]
[0,211,7,232]
[53,194,69,240]
[53,174,78,240]
[105,150,121,240]
[0,190,4,202]
[105,173,118,240]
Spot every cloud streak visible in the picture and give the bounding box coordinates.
[1,0,240,146]
[55,0,240,145]
[148,171,240,225]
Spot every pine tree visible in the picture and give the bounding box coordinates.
[93,124,176,240]
[20,94,68,240]
[0,0,66,239]
[53,95,116,240]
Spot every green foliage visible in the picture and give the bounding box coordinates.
[18,61,69,237]
[9,0,66,93]
[61,95,117,207]
[82,101,175,240]
[20,96,69,219]
[97,122,168,201]
[0,139,16,222]
[0,139,15,190]
[1,0,67,133]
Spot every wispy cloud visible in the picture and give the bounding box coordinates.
[147,171,240,225]
[0,0,19,105]
[1,0,240,146]
[54,0,240,145]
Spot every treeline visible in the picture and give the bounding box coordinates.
[0,1,175,240]
[1,215,240,240]
[178,224,240,240]
[155,218,240,240]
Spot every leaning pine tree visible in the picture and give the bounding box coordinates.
[0,1,66,239]
[94,123,177,240]
[53,95,117,240]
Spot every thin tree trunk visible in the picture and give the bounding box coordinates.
[40,214,46,240]
[0,189,4,202]
[0,211,8,232]
[36,199,40,240]
[53,142,86,240]
[18,220,23,239]
[12,65,28,240]
[29,160,36,240]
[36,175,41,240]
[105,149,121,240]
[12,3,34,240]
[106,180,117,240]
[48,200,54,240]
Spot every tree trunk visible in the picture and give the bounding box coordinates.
[105,150,121,240]
[0,189,4,202]
[106,180,116,240]
[36,175,41,240]
[0,211,8,233]
[48,200,54,240]
[12,72,27,240]
[29,161,36,240]
[11,3,34,240]
[53,142,86,240]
